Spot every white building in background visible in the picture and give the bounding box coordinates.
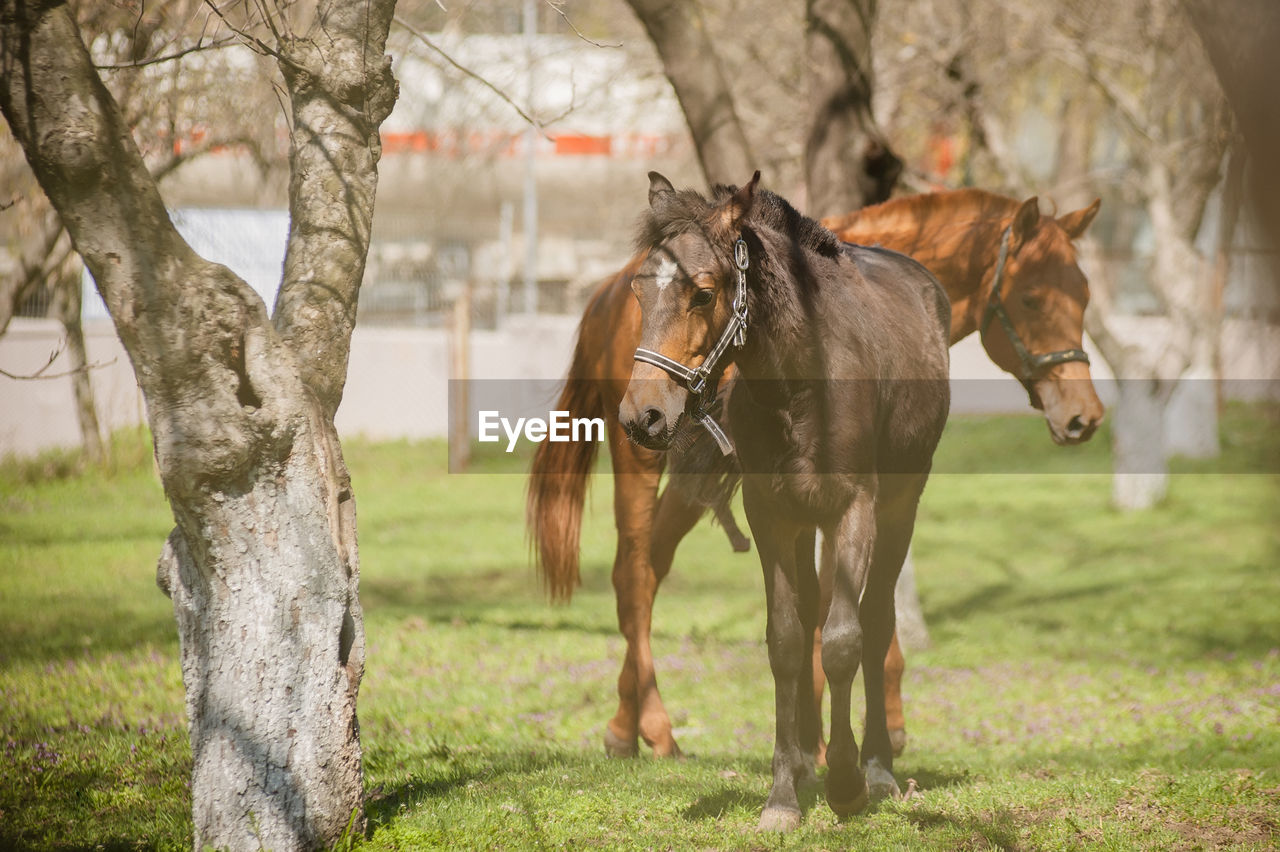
[82,209,289,321]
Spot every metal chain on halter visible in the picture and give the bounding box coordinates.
[689,236,750,451]
[731,237,749,348]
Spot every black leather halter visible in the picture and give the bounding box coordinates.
[980,226,1090,382]
[632,238,750,456]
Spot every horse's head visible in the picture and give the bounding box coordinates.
[619,171,757,451]
[980,197,1105,445]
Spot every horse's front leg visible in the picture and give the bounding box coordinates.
[605,425,679,758]
[822,483,878,817]
[745,486,815,832]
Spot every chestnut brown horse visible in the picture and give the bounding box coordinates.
[527,186,1104,762]
[621,171,951,828]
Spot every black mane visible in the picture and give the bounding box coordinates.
[634,182,841,260]
[743,186,842,259]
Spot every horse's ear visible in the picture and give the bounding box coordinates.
[1012,196,1040,246]
[1058,198,1101,240]
[724,170,761,231]
[648,172,676,208]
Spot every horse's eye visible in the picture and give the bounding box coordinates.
[690,288,716,308]
[1020,292,1045,311]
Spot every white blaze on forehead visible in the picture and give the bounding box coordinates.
[654,257,678,292]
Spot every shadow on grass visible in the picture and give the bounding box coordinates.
[0,760,191,852]
[682,785,758,820]
[365,765,485,827]
[0,838,179,852]
[360,573,622,638]
[899,766,973,791]
[0,605,176,670]
[899,805,1024,851]
[364,747,595,831]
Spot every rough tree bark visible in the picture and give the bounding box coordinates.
[623,0,755,186]
[803,0,901,217]
[0,2,397,850]
[48,252,105,464]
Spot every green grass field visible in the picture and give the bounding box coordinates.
[1,407,1278,851]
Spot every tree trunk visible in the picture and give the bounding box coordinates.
[624,0,755,187]
[1112,377,1170,510]
[1163,345,1218,458]
[156,414,364,850]
[49,254,105,465]
[803,0,901,217]
[1,3,396,849]
[1147,172,1221,460]
[1182,0,1280,269]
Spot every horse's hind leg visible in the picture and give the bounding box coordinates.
[713,497,752,552]
[821,487,877,818]
[859,475,928,802]
[812,545,908,767]
[651,479,709,584]
[884,631,908,757]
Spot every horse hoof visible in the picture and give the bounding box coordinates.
[603,726,639,758]
[865,757,901,803]
[651,741,684,760]
[825,770,869,818]
[826,787,869,819]
[889,728,908,757]
[731,536,752,553]
[757,806,801,832]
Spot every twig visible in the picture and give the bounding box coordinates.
[202,0,288,63]
[0,340,118,382]
[394,16,553,136]
[95,36,240,70]
[544,1,621,48]
[0,358,119,381]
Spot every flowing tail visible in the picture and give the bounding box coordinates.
[526,332,605,602]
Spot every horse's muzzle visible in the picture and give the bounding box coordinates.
[622,405,677,450]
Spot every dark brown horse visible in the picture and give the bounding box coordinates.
[527,186,1104,763]
[620,172,950,828]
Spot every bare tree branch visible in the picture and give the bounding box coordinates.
[394,15,555,136]
[95,35,238,69]
[0,339,117,381]
[544,1,621,49]
[202,0,292,65]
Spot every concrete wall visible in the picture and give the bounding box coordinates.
[2,316,1277,458]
